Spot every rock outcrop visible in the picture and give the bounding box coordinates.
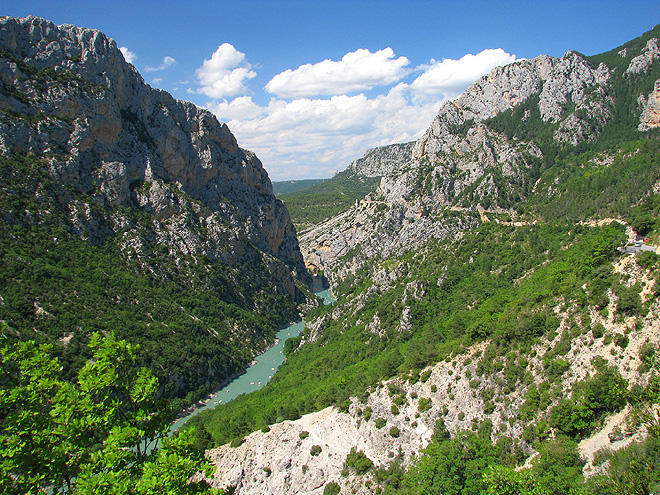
[639,79,660,130]
[346,142,414,178]
[299,39,660,285]
[0,15,309,288]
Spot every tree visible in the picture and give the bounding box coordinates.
[483,465,540,495]
[0,328,218,494]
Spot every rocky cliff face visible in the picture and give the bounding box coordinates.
[0,15,309,287]
[300,37,660,285]
[346,142,414,178]
[0,16,312,401]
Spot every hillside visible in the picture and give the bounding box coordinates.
[0,16,313,409]
[273,179,328,196]
[192,24,660,495]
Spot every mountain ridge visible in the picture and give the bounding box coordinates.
[0,15,313,406]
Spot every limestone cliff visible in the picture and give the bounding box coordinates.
[0,16,312,402]
[300,34,660,285]
[0,15,308,285]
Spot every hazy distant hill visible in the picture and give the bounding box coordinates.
[272,178,328,196]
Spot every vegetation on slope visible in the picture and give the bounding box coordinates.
[280,169,380,230]
[0,154,302,410]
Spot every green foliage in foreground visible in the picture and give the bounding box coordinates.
[280,169,380,229]
[0,329,218,494]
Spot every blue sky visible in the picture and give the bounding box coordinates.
[3,1,660,180]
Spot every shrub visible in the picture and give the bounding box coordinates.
[418,397,432,413]
[375,418,387,429]
[345,447,374,474]
[614,334,629,349]
[389,426,400,438]
[310,445,322,456]
[299,431,309,440]
[323,481,341,495]
[230,437,245,448]
[592,323,606,338]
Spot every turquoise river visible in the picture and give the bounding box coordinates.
[171,288,335,431]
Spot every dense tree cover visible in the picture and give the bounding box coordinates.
[280,169,380,229]
[525,139,660,224]
[0,153,303,409]
[0,329,219,494]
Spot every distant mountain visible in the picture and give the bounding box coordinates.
[272,178,328,196]
[0,16,313,406]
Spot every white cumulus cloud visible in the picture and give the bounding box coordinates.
[264,48,410,98]
[144,55,177,72]
[196,43,256,99]
[208,87,443,180]
[202,46,518,180]
[410,48,517,96]
[119,46,137,64]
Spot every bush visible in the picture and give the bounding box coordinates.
[375,418,387,429]
[614,334,629,349]
[389,426,401,438]
[230,437,245,448]
[592,323,606,339]
[345,447,374,474]
[310,445,322,456]
[323,481,341,495]
[299,431,309,440]
[418,397,432,413]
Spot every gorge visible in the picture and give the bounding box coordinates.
[1,13,660,495]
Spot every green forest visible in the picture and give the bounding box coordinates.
[0,153,305,411]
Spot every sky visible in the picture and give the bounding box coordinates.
[3,1,660,181]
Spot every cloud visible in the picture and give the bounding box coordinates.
[264,48,410,98]
[152,77,162,84]
[208,86,443,180]
[196,43,256,99]
[203,47,518,180]
[119,46,137,64]
[207,96,264,121]
[410,48,517,96]
[145,55,177,72]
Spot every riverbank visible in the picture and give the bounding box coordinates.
[171,287,335,431]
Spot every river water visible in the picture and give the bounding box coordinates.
[171,288,334,431]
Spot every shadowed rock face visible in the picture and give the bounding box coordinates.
[0,15,310,290]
